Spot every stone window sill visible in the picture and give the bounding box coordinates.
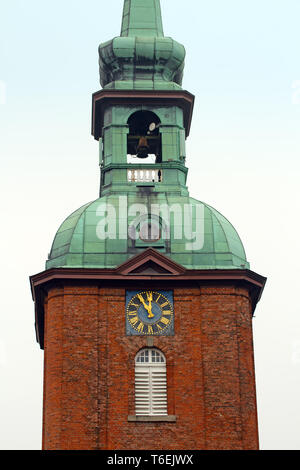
[128,415,177,422]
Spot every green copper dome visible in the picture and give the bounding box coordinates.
[46,195,249,270]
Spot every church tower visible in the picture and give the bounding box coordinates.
[30,0,266,450]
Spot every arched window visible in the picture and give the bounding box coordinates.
[135,348,167,416]
[127,111,162,164]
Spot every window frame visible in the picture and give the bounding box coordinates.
[134,348,168,417]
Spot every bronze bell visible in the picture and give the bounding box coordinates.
[136,136,149,159]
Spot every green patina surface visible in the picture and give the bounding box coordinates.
[99,0,185,90]
[46,0,250,271]
[46,196,249,270]
[121,0,164,38]
[100,103,188,197]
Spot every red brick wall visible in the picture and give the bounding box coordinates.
[42,283,258,450]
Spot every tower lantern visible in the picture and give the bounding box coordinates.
[30,0,266,450]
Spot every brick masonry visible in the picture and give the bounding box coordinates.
[42,282,259,450]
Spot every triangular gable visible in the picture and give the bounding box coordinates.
[116,248,186,276]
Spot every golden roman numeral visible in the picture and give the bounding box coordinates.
[147,325,154,335]
[146,291,153,301]
[156,294,161,302]
[162,310,172,315]
[130,317,139,326]
[160,301,169,308]
[160,317,170,325]
[136,322,144,333]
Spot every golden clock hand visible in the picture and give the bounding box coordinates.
[137,293,148,310]
[137,293,154,319]
[137,294,152,316]
[146,292,154,319]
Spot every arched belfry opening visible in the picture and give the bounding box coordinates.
[127,111,162,164]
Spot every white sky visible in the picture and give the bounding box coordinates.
[0,0,299,450]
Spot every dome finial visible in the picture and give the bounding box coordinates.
[121,0,164,37]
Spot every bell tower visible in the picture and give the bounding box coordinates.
[31,0,266,450]
[93,0,192,199]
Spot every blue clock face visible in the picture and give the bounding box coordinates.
[126,290,174,336]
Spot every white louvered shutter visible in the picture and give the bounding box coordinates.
[135,367,151,415]
[135,349,167,416]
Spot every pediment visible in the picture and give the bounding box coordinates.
[116,248,186,276]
